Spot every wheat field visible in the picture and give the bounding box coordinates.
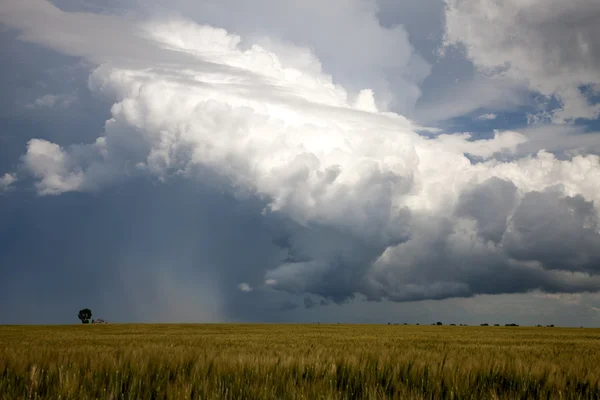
[1,324,599,399]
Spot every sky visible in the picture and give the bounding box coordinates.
[1,0,600,326]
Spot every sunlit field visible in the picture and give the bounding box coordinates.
[1,324,599,399]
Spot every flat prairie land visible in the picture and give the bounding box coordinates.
[1,324,599,399]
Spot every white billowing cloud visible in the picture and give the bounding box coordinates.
[0,0,430,115]
[237,283,252,293]
[444,0,600,123]
[77,39,532,241]
[0,173,16,191]
[23,139,84,195]
[139,0,432,114]
[3,3,600,303]
[432,130,527,160]
[477,113,497,121]
[26,93,76,109]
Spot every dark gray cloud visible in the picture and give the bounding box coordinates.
[303,297,316,309]
[2,171,600,325]
[280,300,300,311]
[260,186,600,306]
[505,190,600,272]
[1,0,600,327]
[456,177,517,243]
[0,176,288,324]
[265,208,411,303]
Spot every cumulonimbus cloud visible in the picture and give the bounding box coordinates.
[2,1,600,304]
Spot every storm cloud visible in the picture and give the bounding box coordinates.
[1,0,600,324]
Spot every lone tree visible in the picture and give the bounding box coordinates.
[78,308,92,324]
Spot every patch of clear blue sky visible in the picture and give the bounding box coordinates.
[581,118,600,132]
[441,89,600,140]
[443,110,530,139]
[577,85,600,132]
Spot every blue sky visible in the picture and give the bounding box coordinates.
[1,0,600,325]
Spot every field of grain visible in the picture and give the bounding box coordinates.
[1,324,599,399]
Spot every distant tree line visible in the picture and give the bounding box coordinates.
[384,321,564,327]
